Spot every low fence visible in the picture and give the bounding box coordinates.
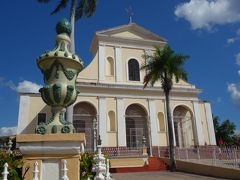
[152,146,240,169]
[102,147,142,158]
[1,160,69,180]
[100,146,240,169]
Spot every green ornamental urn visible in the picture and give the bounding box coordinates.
[36,19,83,134]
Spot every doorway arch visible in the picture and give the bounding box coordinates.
[173,105,195,148]
[125,104,149,149]
[73,102,97,152]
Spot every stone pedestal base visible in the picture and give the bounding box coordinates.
[17,133,85,180]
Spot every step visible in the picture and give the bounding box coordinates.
[110,158,146,168]
[110,157,169,173]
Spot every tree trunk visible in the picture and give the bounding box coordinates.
[165,90,176,171]
[70,0,76,53]
[67,0,76,123]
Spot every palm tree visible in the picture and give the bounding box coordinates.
[141,46,189,171]
[37,0,96,53]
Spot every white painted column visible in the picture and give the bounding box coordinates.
[193,102,205,145]
[98,97,107,146]
[17,95,30,134]
[99,45,105,82]
[148,99,158,146]
[204,102,217,145]
[116,98,126,146]
[165,99,176,146]
[66,105,73,124]
[115,47,122,82]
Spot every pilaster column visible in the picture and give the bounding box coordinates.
[98,97,107,146]
[193,101,205,145]
[17,95,30,134]
[116,98,126,146]
[115,47,122,82]
[66,105,74,124]
[204,102,216,145]
[99,45,105,82]
[164,99,176,146]
[148,99,158,146]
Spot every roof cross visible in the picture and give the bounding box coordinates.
[125,6,134,24]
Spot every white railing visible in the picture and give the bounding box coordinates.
[1,160,69,180]
[155,146,240,169]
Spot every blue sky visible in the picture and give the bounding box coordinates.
[1,0,240,135]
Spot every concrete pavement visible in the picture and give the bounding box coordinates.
[111,171,228,180]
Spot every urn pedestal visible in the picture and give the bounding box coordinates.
[17,134,85,180]
[17,19,85,180]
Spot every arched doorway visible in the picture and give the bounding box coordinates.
[125,104,149,149]
[73,102,97,152]
[173,106,195,148]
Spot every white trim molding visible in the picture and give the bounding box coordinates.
[98,97,107,146]
[115,47,122,82]
[116,98,126,146]
[17,95,30,134]
[148,99,158,146]
[99,45,105,81]
[204,102,216,145]
[193,102,205,145]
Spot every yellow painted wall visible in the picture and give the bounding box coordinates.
[77,51,98,82]
[25,96,51,134]
[112,31,144,39]
[170,100,194,113]
[106,98,117,146]
[108,132,117,146]
[121,47,145,83]
[105,46,115,82]
[74,96,98,112]
[124,98,149,114]
[158,133,168,146]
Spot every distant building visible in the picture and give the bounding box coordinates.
[17,23,216,153]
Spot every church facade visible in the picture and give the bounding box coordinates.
[17,23,216,153]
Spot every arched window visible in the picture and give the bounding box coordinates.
[158,112,165,132]
[173,106,194,148]
[108,111,116,131]
[106,57,114,76]
[128,59,140,81]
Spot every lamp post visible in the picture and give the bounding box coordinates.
[93,118,98,152]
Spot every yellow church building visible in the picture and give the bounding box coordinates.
[17,23,216,155]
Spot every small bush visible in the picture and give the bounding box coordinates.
[0,151,23,180]
[80,152,96,180]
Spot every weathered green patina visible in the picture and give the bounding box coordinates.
[35,19,83,134]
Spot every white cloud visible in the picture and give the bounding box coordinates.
[16,80,42,93]
[175,0,240,30]
[0,78,42,93]
[0,77,16,90]
[227,83,240,104]
[0,127,17,137]
[227,37,238,44]
[236,53,240,65]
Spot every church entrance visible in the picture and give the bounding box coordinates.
[73,102,97,152]
[125,104,149,149]
[173,106,195,148]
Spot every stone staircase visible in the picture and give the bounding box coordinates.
[110,157,168,173]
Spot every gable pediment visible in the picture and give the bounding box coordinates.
[96,23,167,42]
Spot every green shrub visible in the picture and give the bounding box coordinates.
[80,152,96,180]
[0,151,24,180]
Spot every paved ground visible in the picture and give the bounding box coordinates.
[111,171,228,180]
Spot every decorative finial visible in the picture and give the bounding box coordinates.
[97,135,102,145]
[56,18,72,36]
[125,6,134,24]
